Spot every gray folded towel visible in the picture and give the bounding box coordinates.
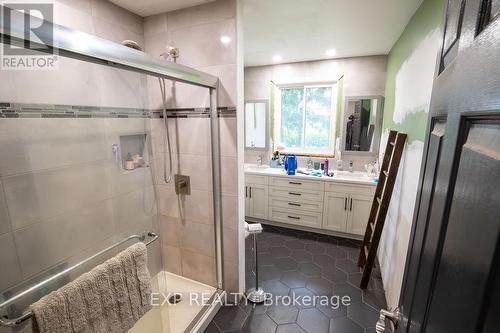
[30,242,152,333]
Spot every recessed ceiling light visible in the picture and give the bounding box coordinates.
[220,35,231,45]
[272,55,282,62]
[326,49,337,57]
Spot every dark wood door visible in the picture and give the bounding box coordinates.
[396,0,500,332]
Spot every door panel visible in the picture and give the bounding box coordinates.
[425,119,500,333]
[398,120,447,333]
[249,184,268,219]
[395,0,500,331]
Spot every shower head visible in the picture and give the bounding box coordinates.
[121,40,142,51]
[160,46,179,62]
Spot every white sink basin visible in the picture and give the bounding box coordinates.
[335,171,370,179]
[245,164,269,171]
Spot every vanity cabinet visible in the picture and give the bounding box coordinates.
[323,191,373,236]
[245,175,268,220]
[245,171,375,239]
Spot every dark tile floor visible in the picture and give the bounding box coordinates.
[205,225,386,333]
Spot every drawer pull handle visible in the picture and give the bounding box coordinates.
[289,192,301,196]
[289,181,302,185]
[288,202,301,207]
[288,215,300,220]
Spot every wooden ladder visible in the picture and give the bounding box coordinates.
[357,130,407,289]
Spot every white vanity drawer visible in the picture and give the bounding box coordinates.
[324,183,375,196]
[269,187,324,203]
[246,174,268,185]
[269,196,323,212]
[269,207,322,228]
[268,176,324,191]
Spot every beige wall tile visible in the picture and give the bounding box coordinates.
[3,160,112,229]
[222,227,237,263]
[219,117,237,157]
[0,232,22,291]
[168,19,236,68]
[223,260,239,301]
[222,194,238,230]
[112,187,156,235]
[144,14,168,37]
[221,156,237,195]
[0,181,11,236]
[162,244,182,275]
[199,64,237,107]
[90,0,143,35]
[181,250,216,287]
[166,0,235,32]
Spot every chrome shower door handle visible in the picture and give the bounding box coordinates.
[375,308,401,333]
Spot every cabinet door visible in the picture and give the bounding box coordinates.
[248,184,268,219]
[346,194,372,235]
[322,192,349,232]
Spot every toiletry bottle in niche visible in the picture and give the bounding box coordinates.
[124,153,135,171]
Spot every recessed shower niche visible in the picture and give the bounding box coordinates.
[114,133,149,171]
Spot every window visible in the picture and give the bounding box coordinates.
[276,84,336,154]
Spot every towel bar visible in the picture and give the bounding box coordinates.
[0,231,159,327]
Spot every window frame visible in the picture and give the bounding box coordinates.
[275,82,337,156]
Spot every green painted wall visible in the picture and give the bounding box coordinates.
[382,0,444,143]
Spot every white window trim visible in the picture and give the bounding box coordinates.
[274,82,337,155]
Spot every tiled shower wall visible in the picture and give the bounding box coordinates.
[144,0,239,294]
[0,0,166,307]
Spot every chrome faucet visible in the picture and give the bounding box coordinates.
[349,160,354,172]
[257,155,263,166]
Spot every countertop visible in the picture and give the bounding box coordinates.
[244,164,377,186]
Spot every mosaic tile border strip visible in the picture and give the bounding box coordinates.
[0,102,236,118]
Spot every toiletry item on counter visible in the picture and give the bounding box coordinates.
[124,153,135,170]
[284,154,297,175]
[270,150,282,168]
[306,158,314,170]
[323,158,329,176]
[313,161,320,170]
[310,170,323,177]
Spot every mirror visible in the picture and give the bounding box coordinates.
[342,96,383,155]
[245,100,268,150]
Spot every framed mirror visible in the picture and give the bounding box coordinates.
[341,96,384,156]
[245,100,268,150]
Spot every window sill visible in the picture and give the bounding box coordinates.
[280,151,335,158]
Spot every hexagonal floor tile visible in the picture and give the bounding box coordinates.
[322,266,348,284]
[288,287,317,309]
[325,246,348,259]
[305,276,333,296]
[336,259,362,274]
[275,257,299,271]
[270,246,292,258]
[263,280,291,297]
[281,270,308,289]
[312,254,335,268]
[290,249,313,263]
[285,239,306,250]
[329,317,364,333]
[316,302,348,319]
[298,262,322,276]
[267,304,299,324]
[347,302,379,328]
[213,306,247,332]
[333,283,363,303]
[242,313,277,333]
[260,265,282,281]
[348,273,378,290]
[304,242,326,254]
[362,288,387,310]
[276,323,306,333]
[296,308,330,333]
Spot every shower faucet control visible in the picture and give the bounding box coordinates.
[175,174,191,195]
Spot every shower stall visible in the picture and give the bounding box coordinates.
[0,9,228,333]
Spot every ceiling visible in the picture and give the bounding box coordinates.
[109,0,215,17]
[243,0,423,67]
